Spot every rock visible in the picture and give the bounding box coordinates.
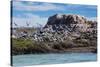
[14,14,97,43]
[45,14,89,32]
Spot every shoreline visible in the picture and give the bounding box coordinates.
[12,46,97,56]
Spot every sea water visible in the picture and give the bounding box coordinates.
[12,53,97,66]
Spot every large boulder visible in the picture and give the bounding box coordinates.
[44,14,91,33]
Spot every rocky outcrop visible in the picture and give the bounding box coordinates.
[44,14,96,33]
[44,14,97,36]
[12,14,97,55]
[15,14,97,43]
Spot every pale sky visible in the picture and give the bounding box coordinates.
[12,1,97,28]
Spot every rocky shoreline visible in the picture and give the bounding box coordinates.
[12,47,97,56]
[12,46,97,56]
[12,14,97,55]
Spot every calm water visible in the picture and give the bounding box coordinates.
[12,53,97,66]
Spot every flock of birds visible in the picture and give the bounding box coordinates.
[13,20,97,43]
[13,22,74,42]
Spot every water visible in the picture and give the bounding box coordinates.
[12,53,97,66]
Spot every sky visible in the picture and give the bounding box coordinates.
[12,1,97,28]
